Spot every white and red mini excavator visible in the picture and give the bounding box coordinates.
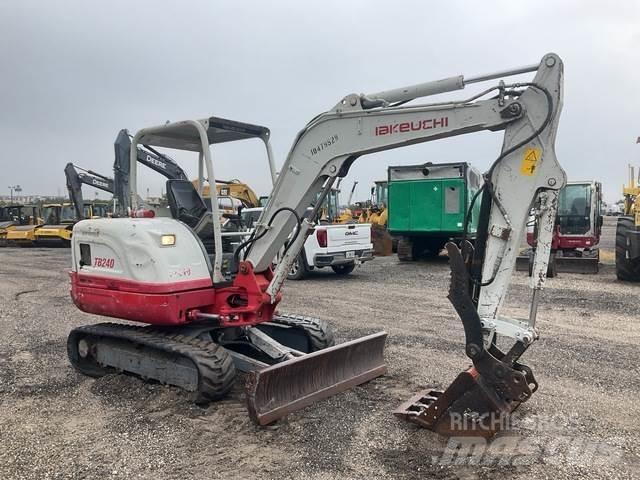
[68,54,564,437]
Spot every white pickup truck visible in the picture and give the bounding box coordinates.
[241,207,374,280]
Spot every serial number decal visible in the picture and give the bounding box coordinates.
[94,257,115,269]
[375,117,449,136]
[310,134,339,156]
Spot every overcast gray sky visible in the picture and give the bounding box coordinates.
[1,0,639,203]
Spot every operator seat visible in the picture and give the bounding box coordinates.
[165,179,216,253]
[566,197,588,234]
[570,197,587,215]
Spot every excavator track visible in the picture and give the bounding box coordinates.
[67,323,236,402]
[271,313,335,351]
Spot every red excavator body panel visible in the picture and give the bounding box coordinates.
[69,262,280,327]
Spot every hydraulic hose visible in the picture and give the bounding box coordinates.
[468,83,555,288]
[234,207,303,267]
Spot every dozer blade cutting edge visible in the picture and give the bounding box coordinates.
[246,331,387,425]
[516,252,600,275]
[553,256,599,274]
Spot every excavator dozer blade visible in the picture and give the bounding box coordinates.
[554,256,599,274]
[516,253,599,274]
[246,331,387,425]
[394,367,524,438]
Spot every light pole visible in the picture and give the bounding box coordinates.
[8,185,22,203]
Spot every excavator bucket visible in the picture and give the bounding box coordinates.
[394,365,536,438]
[395,242,538,438]
[246,331,387,425]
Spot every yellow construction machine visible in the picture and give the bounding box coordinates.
[6,203,75,246]
[0,205,40,246]
[194,179,267,209]
[357,181,394,255]
[616,164,640,280]
[32,203,76,246]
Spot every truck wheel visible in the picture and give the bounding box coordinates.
[397,237,414,261]
[331,263,355,275]
[287,254,308,280]
[615,216,640,281]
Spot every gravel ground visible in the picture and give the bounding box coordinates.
[0,234,639,479]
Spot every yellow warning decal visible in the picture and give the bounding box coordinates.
[520,147,541,176]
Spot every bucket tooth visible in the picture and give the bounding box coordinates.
[246,331,387,425]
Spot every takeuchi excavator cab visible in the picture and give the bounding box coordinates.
[556,181,602,241]
[166,179,241,276]
[122,116,278,284]
[520,180,602,275]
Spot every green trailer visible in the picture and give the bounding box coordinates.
[388,162,483,261]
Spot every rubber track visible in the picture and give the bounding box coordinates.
[397,237,414,262]
[273,313,335,351]
[68,323,236,401]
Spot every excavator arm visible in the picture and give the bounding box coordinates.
[64,163,115,220]
[113,129,189,214]
[240,53,564,434]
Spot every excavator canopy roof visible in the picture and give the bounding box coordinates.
[135,116,270,152]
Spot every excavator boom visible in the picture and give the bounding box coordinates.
[64,163,114,220]
[240,53,564,432]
